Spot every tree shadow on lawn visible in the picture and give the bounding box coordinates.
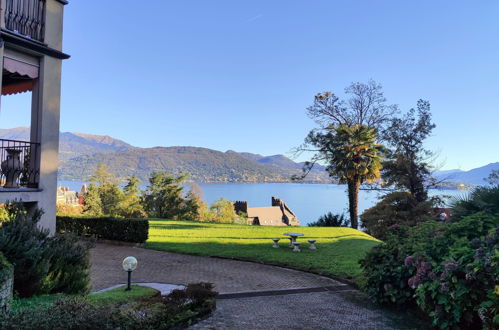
[145,238,379,283]
[148,234,371,241]
[149,223,207,230]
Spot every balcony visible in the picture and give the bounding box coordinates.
[0,138,40,189]
[4,0,45,42]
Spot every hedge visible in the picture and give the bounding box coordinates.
[56,217,149,243]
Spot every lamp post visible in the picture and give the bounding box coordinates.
[122,256,138,291]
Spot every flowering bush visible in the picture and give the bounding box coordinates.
[409,214,498,329]
[360,212,498,329]
[359,228,415,306]
[359,221,444,306]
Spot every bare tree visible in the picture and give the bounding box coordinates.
[307,79,398,132]
[295,80,397,177]
[189,182,204,200]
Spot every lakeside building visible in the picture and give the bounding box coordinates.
[0,0,69,234]
[234,197,300,226]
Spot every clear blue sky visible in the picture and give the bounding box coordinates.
[1,1,498,171]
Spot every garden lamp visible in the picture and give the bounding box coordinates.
[122,256,138,291]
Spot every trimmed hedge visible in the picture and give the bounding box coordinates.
[56,217,149,243]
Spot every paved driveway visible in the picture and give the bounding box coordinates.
[91,243,342,293]
[91,243,416,329]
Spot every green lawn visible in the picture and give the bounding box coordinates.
[146,220,380,286]
[12,285,159,313]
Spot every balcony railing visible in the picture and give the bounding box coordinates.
[4,0,45,42]
[0,139,40,189]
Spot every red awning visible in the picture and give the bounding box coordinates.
[2,80,34,95]
[2,56,39,95]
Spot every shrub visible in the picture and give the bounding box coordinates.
[0,204,92,298]
[42,234,92,295]
[0,252,13,312]
[1,297,114,330]
[57,216,149,243]
[360,213,499,329]
[0,206,8,222]
[203,198,240,223]
[451,185,499,221]
[0,205,52,297]
[122,282,218,329]
[308,212,350,227]
[360,191,435,240]
[0,252,12,284]
[359,222,442,306]
[1,283,217,330]
[410,214,498,329]
[56,204,83,217]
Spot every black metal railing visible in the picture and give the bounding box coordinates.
[5,0,45,42]
[0,139,40,189]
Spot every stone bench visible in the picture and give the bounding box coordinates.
[271,238,280,248]
[308,240,317,250]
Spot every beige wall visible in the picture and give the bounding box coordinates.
[0,0,66,235]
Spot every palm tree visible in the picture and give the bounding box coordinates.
[306,124,383,228]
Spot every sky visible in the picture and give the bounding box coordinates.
[1,0,498,171]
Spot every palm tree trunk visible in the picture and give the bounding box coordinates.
[347,178,360,229]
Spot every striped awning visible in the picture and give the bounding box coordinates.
[2,51,40,96]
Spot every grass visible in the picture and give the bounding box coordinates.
[12,285,159,312]
[88,285,159,306]
[146,220,380,286]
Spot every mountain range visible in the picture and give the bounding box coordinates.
[433,163,499,186]
[0,127,496,185]
[0,127,329,183]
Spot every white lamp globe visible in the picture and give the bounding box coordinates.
[122,256,138,271]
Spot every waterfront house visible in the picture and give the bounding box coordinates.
[234,197,300,226]
[0,0,69,234]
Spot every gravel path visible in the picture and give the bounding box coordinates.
[91,243,410,329]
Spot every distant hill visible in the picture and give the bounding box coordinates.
[435,163,499,186]
[59,146,330,183]
[229,151,328,176]
[0,127,329,183]
[0,127,133,160]
[5,126,494,185]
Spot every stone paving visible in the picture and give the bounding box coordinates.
[191,291,402,330]
[90,243,341,292]
[91,243,410,329]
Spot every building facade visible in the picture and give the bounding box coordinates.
[0,0,69,234]
[234,197,300,226]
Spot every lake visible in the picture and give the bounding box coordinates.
[59,181,466,226]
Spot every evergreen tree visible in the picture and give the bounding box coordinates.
[82,183,103,216]
[381,100,436,202]
[99,183,124,216]
[142,172,194,219]
[83,163,127,217]
[119,176,145,218]
[361,100,438,237]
